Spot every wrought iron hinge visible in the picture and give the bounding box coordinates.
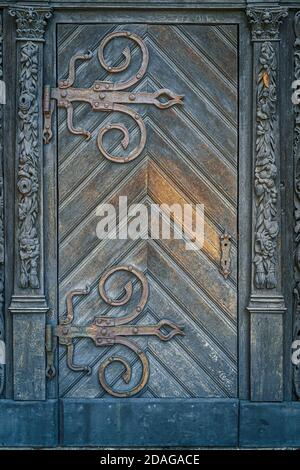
[42,31,183,163]
[55,265,184,397]
[220,231,232,279]
[45,324,56,379]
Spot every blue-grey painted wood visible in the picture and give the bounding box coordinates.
[240,401,300,448]
[0,400,58,447]
[250,314,283,401]
[61,398,239,447]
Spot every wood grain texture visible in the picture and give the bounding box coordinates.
[57,23,238,398]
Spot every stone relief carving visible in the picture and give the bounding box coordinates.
[9,7,52,289]
[293,11,300,399]
[17,41,40,289]
[253,41,279,289]
[247,8,287,289]
[247,7,288,42]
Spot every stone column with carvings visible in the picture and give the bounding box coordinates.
[292,11,300,399]
[9,6,51,400]
[247,7,288,401]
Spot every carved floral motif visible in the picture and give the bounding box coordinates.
[9,7,52,41]
[17,42,40,289]
[293,12,300,399]
[253,42,279,289]
[246,8,288,41]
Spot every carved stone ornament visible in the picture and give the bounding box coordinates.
[293,11,300,399]
[17,41,40,289]
[9,7,51,289]
[246,8,288,41]
[9,7,52,41]
[253,41,279,289]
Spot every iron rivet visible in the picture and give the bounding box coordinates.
[133,327,138,334]
[104,103,109,108]
[135,113,139,119]
[105,84,110,89]
[94,102,99,107]
[101,328,107,336]
[129,94,136,101]
[128,265,133,271]
[61,91,67,98]
[100,93,105,99]
[136,306,141,312]
[136,74,141,79]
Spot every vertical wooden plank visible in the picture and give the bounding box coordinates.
[251,313,283,401]
[13,313,46,400]
[246,7,288,401]
[8,6,52,400]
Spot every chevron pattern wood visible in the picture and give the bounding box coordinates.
[58,23,238,398]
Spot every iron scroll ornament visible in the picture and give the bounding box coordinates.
[55,266,184,397]
[43,31,184,163]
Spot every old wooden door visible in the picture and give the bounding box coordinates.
[2,0,298,449]
[52,22,238,444]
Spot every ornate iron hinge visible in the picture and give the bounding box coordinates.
[48,265,184,398]
[43,31,184,163]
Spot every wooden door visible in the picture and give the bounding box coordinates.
[57,23,237,401]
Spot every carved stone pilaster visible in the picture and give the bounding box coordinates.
[247,7,287,402]
[292,11,300,399]
[9,7,51,290]
[247,8,288,42]
[9,7,52,42]
[9,6,51,400]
